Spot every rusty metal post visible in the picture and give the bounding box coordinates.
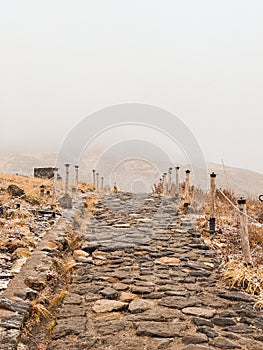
[96,172,99,192]
[92,169,96,190]
[237,198,252,265]
[175,166,180,197]
[64,163,70,195]
[74,165,79,189]
[209,172,216,231]
[184,169,191,207]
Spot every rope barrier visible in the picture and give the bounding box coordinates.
[216,188,263,228]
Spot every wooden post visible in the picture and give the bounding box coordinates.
[96,172,99,192]
[184,169,191,206]
[40,185,45,197]
[175,166,180,198]
[92,169,96,190]
[74,165,79,189]
[52,167,58,205]
[209,172,216,231]
[237,198,252,265]
[162,173,167,194]
[168,167,173,193]
[64,163,70,195]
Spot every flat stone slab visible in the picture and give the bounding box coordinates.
[136,321,187,337]
[92,299,128,313]
[52,317,87,339]
[182,334,208,344]
[211,337,242,349]
[159,296,199,309]
[128,299,154,313]
[182,307,216,319]
[218,291,254,303]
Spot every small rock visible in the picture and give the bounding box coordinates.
[192,317,214,327]
[113,282,129,291]
[129,299,154,313]
[197,326,218,338]
[92,299,127,313]
[131,285,155,294]
[73,250,90,260]
[119,292,137,302]
[182,307,216,319]
[100,287,119,300]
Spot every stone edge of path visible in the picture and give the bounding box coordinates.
[0,195,89,350]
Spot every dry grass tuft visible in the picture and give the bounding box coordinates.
[49,290,68,308]
[222,260,263,296]
[31,298,51,324]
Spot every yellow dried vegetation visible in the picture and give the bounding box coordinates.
[31,297,51,324]
[84,193,98,212]
[49,290,68,308]
[222,260,263,309]
[222,260,263,296]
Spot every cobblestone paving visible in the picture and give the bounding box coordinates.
[48,193,263,350]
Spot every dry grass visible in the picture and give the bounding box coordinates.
[222,260,263,296]
[31,298,51,324]
[84,193,98,212]
[49,290,68,308]
[197,187,263,302]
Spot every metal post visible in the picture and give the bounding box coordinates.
[74,165,79,189]
[52,167,58,205]
[209,172,216,231]
[101,176,104,191]
[175,166,180,197]
[184,169,191,207]
[96,172,99,192]
[237,198,252,265]
[92,169,96,190]
[64,163,70,195]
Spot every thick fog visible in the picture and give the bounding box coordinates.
[1,0,263,174]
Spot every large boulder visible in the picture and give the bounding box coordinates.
[7,185,25,198]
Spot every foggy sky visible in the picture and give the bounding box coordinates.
[1,0,263,174]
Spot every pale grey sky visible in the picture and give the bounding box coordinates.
[1,0,263,173]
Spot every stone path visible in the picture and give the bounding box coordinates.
[48,193,263,350]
